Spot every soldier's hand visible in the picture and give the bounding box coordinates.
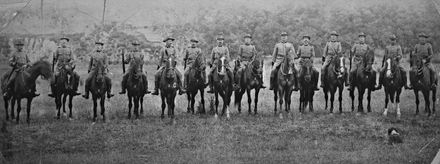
[271,62,274,66]
[156,65,160,70]
[322,57,325,63]
[87,70,90,73]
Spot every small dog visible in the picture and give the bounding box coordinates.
[388,127,403,144]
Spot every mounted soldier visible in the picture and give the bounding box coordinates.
[119,41,151,94]
[234,34,266,90]
[2,39,39,98]
[377,34,411,90]
[297,34,319,91]
[82,41,114,99]
[151,37,185,95]
[48,37,81,97]
[183,38,207,92]
[269,32,299,91]
[207,34,234,94]
[321,31,346,88]
[409,32,437,90]
[347,32,379,91]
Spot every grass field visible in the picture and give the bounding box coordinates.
[0,58,439,164]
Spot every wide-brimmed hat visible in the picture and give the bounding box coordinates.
[281,32,288,36]
[418,32,428,38]
[190,38,199,43]
[163,37,175,42]
[244,34,252,39]
[14,39,24,45]
[60,37,70,41]
[358,32,366,37]
[330,31,339,36]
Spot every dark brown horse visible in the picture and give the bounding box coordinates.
[186,57,206,114]
[212,56,233,119]
[323,56,347,113]
[298,58,318,113]
[234,58,264,115]
[273,58,296,119]
[125,62,146,119]
[382,58,404,118]
[409,53,436,117]
[159,57,179,120]
[89,61,111,122]
[53,64,78,120]
[1,60,52,124]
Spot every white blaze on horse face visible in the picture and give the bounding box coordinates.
[169,57,172,67]
[340,57,345,72]
[220,56,226,74]
[386,58,392,77]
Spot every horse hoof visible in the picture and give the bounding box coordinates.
[91,122,96,125]
[355,113,362,116]
[383,112,388,116]
[279,113,283,119]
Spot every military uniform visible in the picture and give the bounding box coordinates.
[151,37,184,95]
[2,39,38,97]
[321,31,343,87]
[82,42,114,99]
[48,37,80,97]
[269,32,298,90]
[297,35,319,90]
[348,32,377,89]
[207,35,234,93]
[378,35,409,89]
[119,42,150,94]
[183,39,206,90]
[235,34,265,89]
[409,33,437,89]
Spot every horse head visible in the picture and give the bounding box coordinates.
[250,59,263,79]
[303,59,313,82]
[165,57,177,84]
[30,60,53,80]
[334,56,346,78]
[218,56,226,76]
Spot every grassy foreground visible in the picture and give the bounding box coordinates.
[0,58,439,164]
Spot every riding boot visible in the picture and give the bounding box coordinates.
[313,70,319,91]
[377,70,384,90]
[72,73,81,96]
[105,77,114,98]
[233,70,242,90]
[142,74,151,94]
[259,76,266,89]
[269,70,276,90]
[372,71,380,90]
[347,71,354,91]
[151,79,160,95]
[48,75,57,97]
[177,73,186,95]
[430,67,437,90]
[119,74,128,94]
[82,77,91,99]
[29,84,40,97]
[320,67,326,88]
[293,71,300,91]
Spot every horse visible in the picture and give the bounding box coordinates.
[125,62,146,119]
[323,56,347,114]
[53,64,78,120]
[273,58,296,119]
[382,58,404,119]
[349,50,377,114]
[298,58,318,113]
[234,58,264,115]
[1,60,52,124]
[212,56,233,119]
[409,53,436,117]
[159,57,179,120]
[89,61,110,122]
[186,57,206,114]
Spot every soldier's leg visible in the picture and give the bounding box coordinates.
[174,69,185,95]
[201,68,207,87]
[72,72,81,95]
[269,64,278,90]
[320,60,329,88]
[399,66,410,89]
[142,73,150,94]
[207,66,215,93]
[151,68,163,95]
[119,72,129,94]
[313,67,319,91]
[82,73,93,99]
[428,64,437,89]
[48,70,59,97]
[183,68,190,90]
[105,76,114,98]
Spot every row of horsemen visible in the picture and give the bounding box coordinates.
[2,31,437,104]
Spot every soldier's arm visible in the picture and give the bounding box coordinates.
[428,44,434,61]
[238,45,243,61]
[382,47,388,67]
[323,43,328,57]
[311,46,316,58]
[200,49,206,68]
[88,55,93,72]
[368,45,374,65]
[209,48,215,66]
[337,42,342,54]
[104,54,109,70]
[252,45,257,61]
[159,48,165,67]
[70,48,76,65]
[290,45,297,63]
[397,45,403,61]
[226,47,231,62]
[272,45,278,65]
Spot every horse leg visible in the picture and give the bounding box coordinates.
[16,98,21,124]
[55,96,61,119]
[274,90,278,116]
[101,97,106,122]
[62,94,67,117]
[128,96,132,119]
[432,88,436,116]
[324,90,329,111]
[384,89,389,116]
[186,93,191,113]
[247,89,252,114]
[338,85,343,113]
[367,89,372,113]
[191,92,196,114]
[10,98,15,121]
[414,90,420,115]
[134,97,139,119]
[279,91,284,119]
[423,91,431,117]
[286,90,292,115]
[254,89,260,115]
[215,92,219,118]
[26,98,33,124]
[350,87,355,112]
[396,89,402,119]
[68,95,73,119]
[92,97,97,122]
[140,96,144,115]
[357,88,364,113]
[4,97,9,120]
[200,89,205,114]
[330,89,335,113]
[161,95,166,119]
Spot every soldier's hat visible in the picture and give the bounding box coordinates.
[281,32,288,36]
[190,38,199,43]
[302,34,311,39]
[358,32,366,37]
[163,37,175,42]
[418,32,428,38]
[14,39,24,45]
[389,34,397,40]
[60,37,70,41]
[330,31,339,36]
[132,41,140,45]
[244,34,252,39]
[95,41,104,45]
[216,35,225,40]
